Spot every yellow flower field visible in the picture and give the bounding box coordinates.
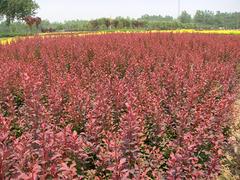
[0,37,15,45]
[1,29,240,45]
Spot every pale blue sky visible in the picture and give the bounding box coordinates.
[35,0,240,22]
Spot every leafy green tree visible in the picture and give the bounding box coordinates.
[163,15,174,21]
[0,0,39,25]
[138,14,173,22]
[89,19,99,30]
[112,19,119,29]
[194,10,205,24]
[203,10,215,25]
[194,10,215,26]
[114,17,131,29]
[103,18,111,29]
[178,11,192,23]
[214,11,240,29]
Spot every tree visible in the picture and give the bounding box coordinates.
[0,0,39,25]
[178,11,192,23]
[194,10,215,26]
[138,14,173,22]
[23,16,41,30]
[193,10,205,24]
[103,18,111,29]
[89,19,99,30]
[112,19,119,29]
[163,15,174,21]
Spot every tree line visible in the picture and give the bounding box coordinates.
[38,10,240,32]
[32,10,240,32]
[177,10,240,29]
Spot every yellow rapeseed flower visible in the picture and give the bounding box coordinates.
[1,29,240,45]
[0,37,14,45]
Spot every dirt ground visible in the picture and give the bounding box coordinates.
[219,98,240,179]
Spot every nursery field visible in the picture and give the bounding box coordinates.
[0,33,240,179]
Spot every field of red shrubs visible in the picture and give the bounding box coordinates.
[0,33,240,179]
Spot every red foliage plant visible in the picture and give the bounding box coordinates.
[23,16,42,29]
[0,33,240,179]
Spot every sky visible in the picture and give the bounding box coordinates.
[35,0,240,22]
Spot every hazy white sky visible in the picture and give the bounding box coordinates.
[35,0,240,22]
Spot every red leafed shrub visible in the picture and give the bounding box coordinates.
[0,33,240,179]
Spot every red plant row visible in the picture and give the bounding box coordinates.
[0,33,240,179]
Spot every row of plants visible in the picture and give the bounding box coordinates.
[1,29,240,45]
[0,33,240,179]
